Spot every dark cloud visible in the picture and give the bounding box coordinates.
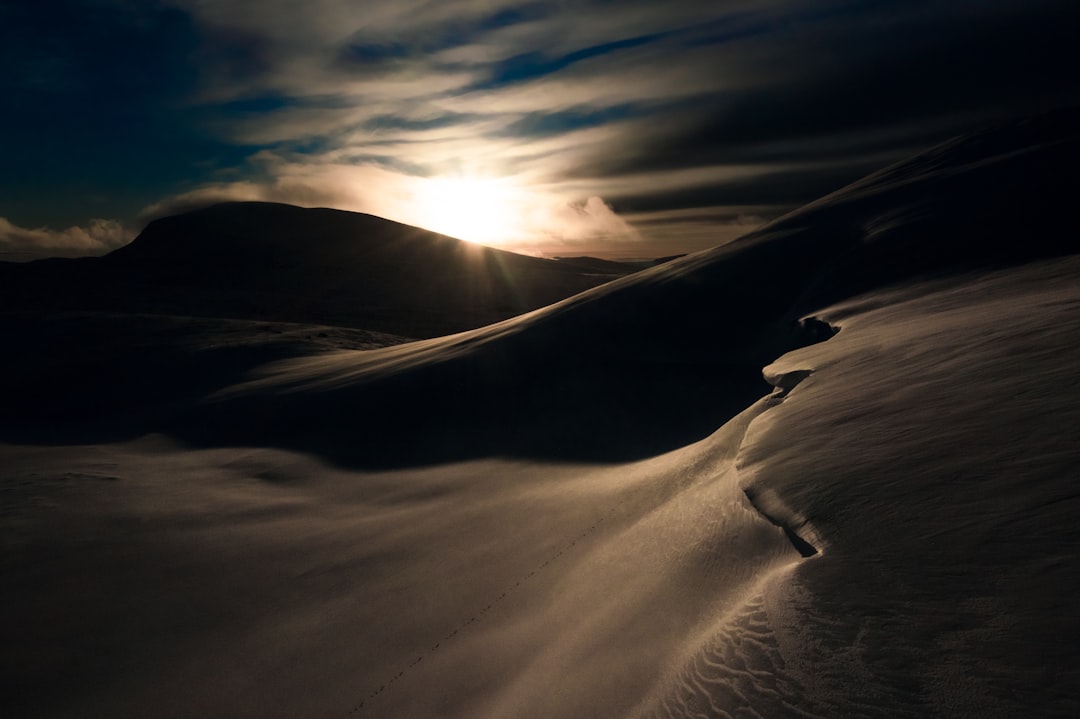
[338,1,554,70]
[539,0,1080,205]
[336,40,415,75]
[498,105,648,139]
[609,160,888,215]
[473,32,670,90]
[362,112,485,133]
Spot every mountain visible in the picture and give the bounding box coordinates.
[0,202,638,338]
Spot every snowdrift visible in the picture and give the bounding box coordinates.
[3,108,1080,718]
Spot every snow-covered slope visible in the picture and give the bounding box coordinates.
[3,108,1080,718]
[647,256,1080,717]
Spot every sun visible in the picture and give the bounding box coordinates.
[410,176,524,246]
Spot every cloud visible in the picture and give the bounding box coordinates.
[117,0,1080,257]
[522,194,639,248]
[140,154,640,255]
[619,207,772,256]
[139,182,275,222]
[0,217,131,261]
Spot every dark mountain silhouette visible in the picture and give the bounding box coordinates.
[548,255,648,274]
[0,202,637,338]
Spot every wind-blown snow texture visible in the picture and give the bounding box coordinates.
[651,257,1080,718]
[2,108,1079,718]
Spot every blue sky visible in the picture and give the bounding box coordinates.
[1,0,1077,259]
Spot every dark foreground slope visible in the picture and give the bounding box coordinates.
[0,202,636,338]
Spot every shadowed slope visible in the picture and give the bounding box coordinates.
[168,108,1080,467]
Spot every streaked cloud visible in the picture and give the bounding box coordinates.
[0,217,130,262]
[2,0,1077,257]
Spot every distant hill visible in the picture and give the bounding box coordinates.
[0,202,638,337]
[549,256,647,274]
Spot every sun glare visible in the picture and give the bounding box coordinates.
[410,176,524,246]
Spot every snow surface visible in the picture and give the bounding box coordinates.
[6,257,1078,717]
[4,110,1080,717]
[728,256,1080,718]
[2,403,800,717]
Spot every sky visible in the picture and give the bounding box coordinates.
[1,0,1077,261]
